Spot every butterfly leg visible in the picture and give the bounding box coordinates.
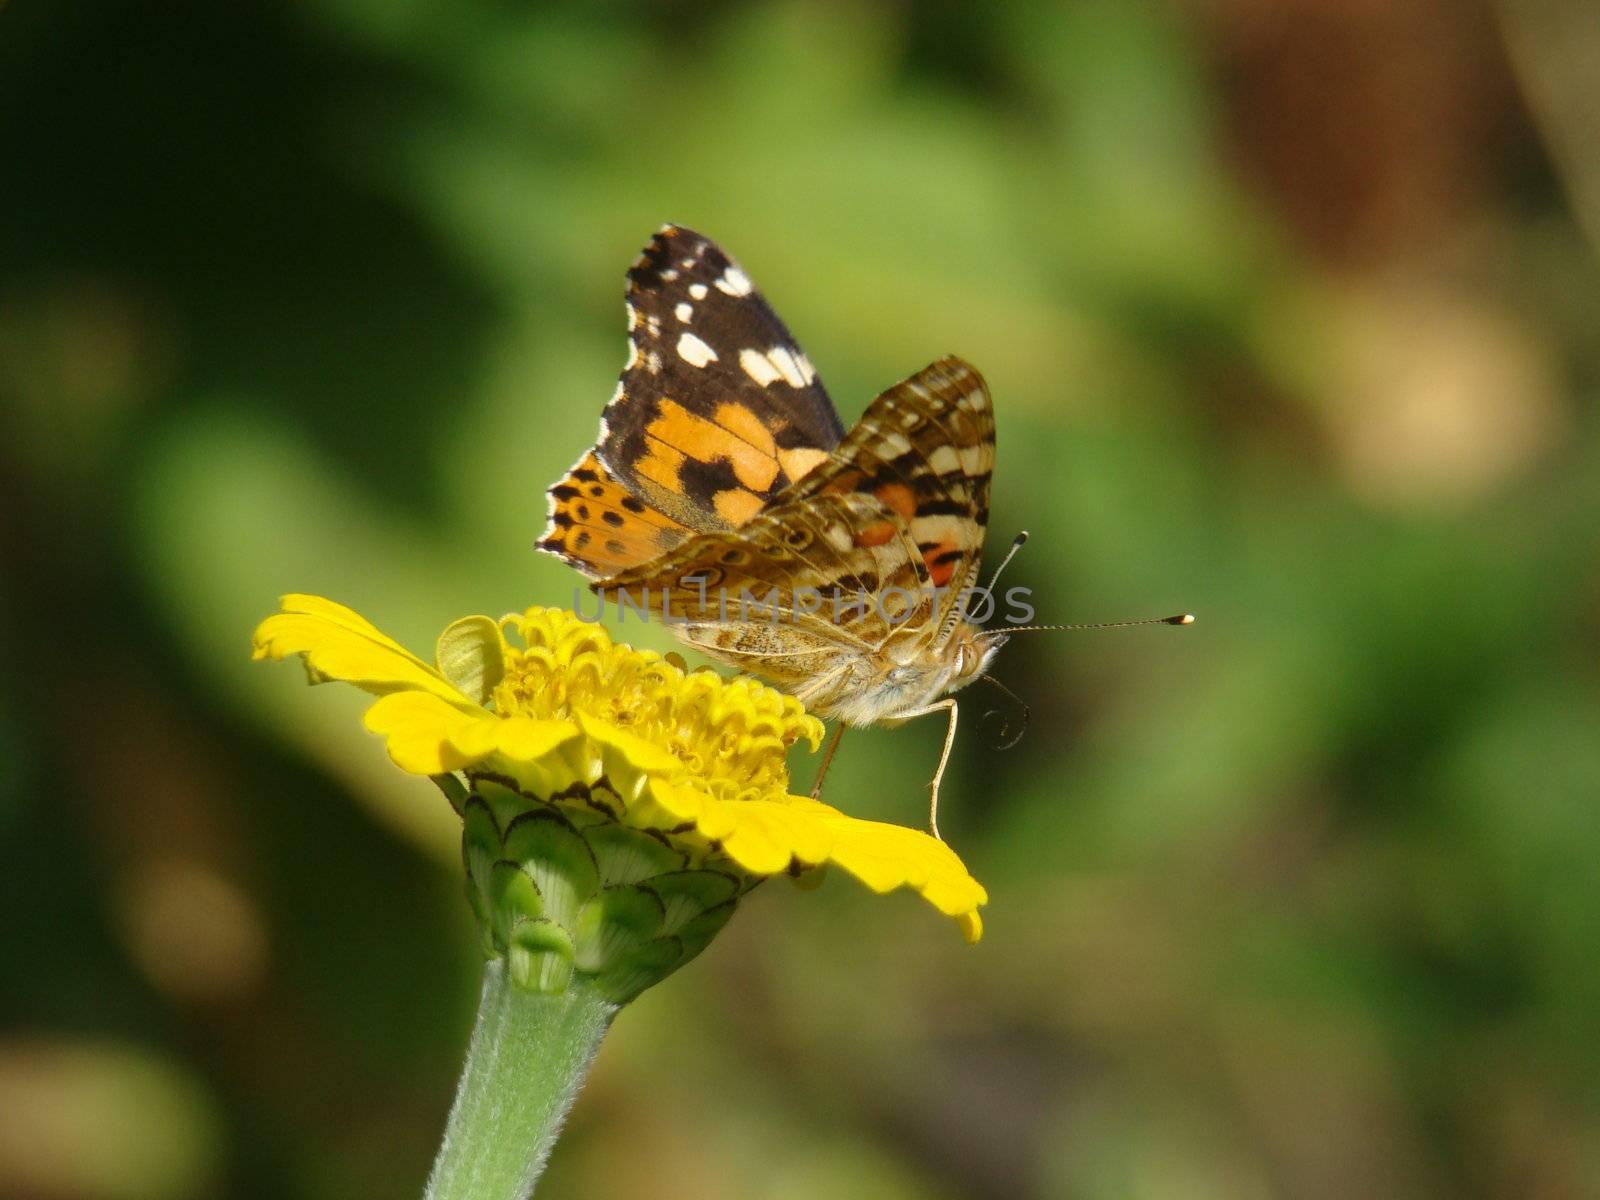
[928,699,959,840]
[810,724,846,799]
[895,699,959,840]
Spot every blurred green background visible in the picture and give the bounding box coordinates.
[4,1,1600,1196]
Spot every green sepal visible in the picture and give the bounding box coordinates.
[461,798,503,946]
[507,917,575,994]
[454,786,751,1004]
[488,860,543,944]
[472,778,532,831]
[574,885,664,973]
[674,899,738,960]
[647,869,741,934]
[596,937,684,1004]
[586,823,685,885]
[504,810,597,933]
[432,772,470,816]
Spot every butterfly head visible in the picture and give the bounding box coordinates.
[883,619,1006,701]
[952,621,1009,685]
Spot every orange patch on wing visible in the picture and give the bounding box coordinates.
[873,482,917,519]
[923,541,960,587]
[554,452,683,530]
[648,399,779,492]
[635,438,687,492]
[715,403,778,457]
[713,488,764,525]
[855,521,898,548]
[778,446,829,482]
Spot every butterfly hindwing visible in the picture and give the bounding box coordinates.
[595,492,931,643]
[538,451,693,580]
[781,356,995,632]
[592,225,846,531]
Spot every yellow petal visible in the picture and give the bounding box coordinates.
[667,791,986,938]
[789,799,988,937]
[253,595,477,710]
[642,779,708,825]
[575,712,683,778]
[956,911,983,944]
[492,717,583,763]
[363,691,486,774]
[715,800,835,875]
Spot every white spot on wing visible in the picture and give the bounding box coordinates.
[677,332,718,368]
[795,353,817,385]
[739,348,781,386]
[766,345,808,388]
[688,283,708,300]
[714,266,753,296]
[675,302,693,323]
[881,430,913,456]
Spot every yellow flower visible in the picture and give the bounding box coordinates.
[253,596,986,998]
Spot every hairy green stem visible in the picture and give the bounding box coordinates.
[424,961,617,1200]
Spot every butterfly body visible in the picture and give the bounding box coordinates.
[786,618,1007,728]
[539,225,1004,822]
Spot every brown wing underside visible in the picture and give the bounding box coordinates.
[594,491,936,655]
[777,355,995,633]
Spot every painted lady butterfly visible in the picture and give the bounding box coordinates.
[539,225,1181,832]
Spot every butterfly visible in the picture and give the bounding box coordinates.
[538,225,1012,834]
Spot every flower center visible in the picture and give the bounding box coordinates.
[490,611,818,799]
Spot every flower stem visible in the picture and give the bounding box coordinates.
[425,961,617,1200]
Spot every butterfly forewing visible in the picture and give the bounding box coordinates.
[593,225,846,531]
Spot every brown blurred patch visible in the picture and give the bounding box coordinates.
[1262,278,1566,511]
[1204,0,1526,264]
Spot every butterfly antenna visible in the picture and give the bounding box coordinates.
[976,673,1030,750]
[984,531,1029,593]
[1007,613,1195,633]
